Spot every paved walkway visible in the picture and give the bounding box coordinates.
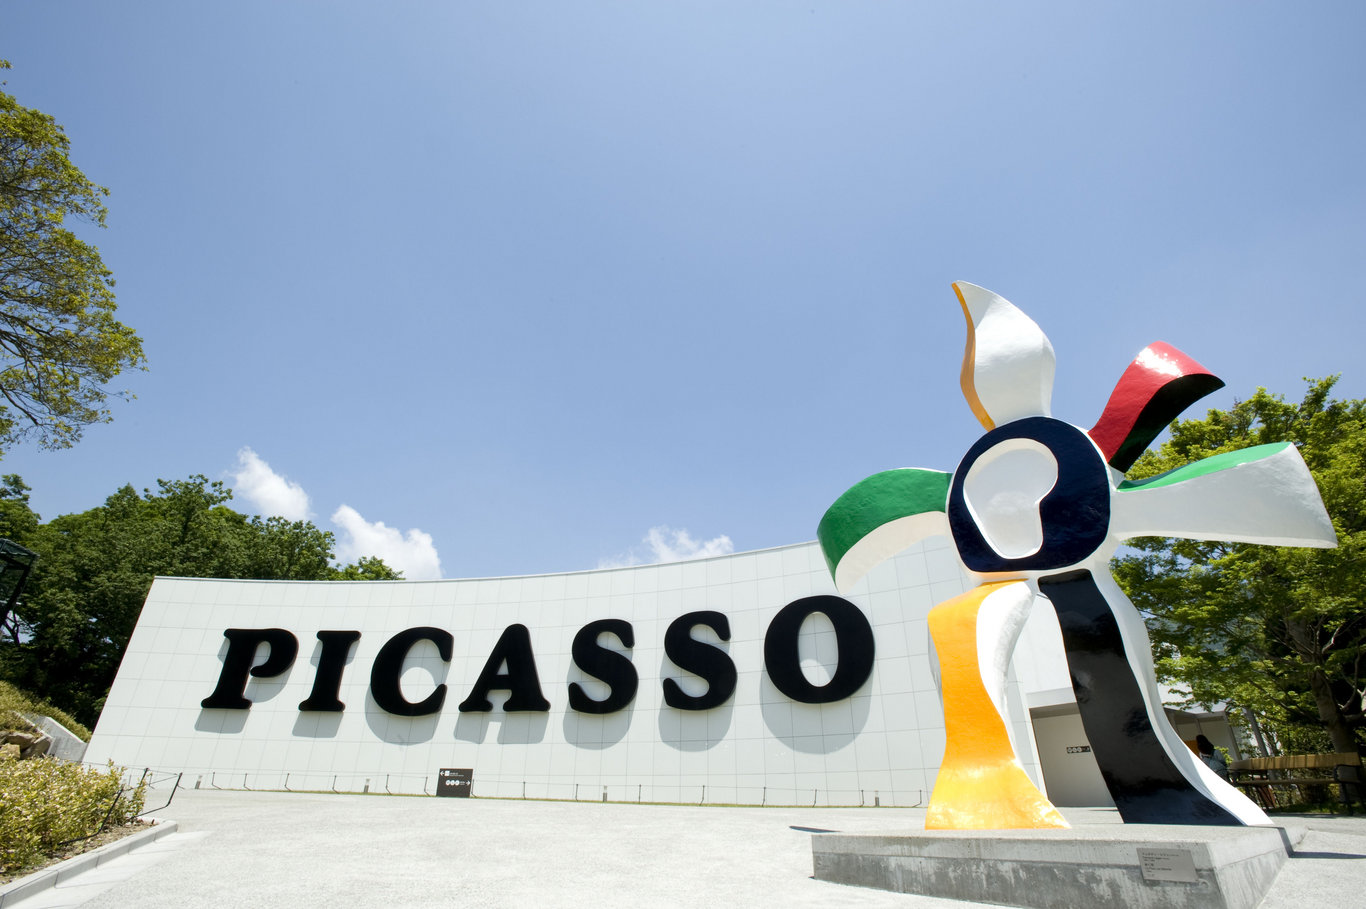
[11,788,1366,908]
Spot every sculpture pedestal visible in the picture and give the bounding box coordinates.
[811,824,1303,909]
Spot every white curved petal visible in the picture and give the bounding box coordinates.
[955,282,1055,429]
[1111,442,1338,547]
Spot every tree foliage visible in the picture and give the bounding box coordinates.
[0,61,145,451]
[331,555,403,581]
[1113,377,1366,755]
[0,475,402,726]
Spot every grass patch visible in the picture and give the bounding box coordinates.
[0,681,90,742]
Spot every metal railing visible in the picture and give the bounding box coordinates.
[137,766,929,808]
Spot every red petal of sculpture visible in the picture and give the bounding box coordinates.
[1088,341,1224,473]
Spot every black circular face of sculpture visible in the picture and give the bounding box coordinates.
[947,416,1111,573]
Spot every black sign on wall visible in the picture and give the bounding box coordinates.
[436,768,473,798]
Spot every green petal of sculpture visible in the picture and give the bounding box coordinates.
[817,468,951,591]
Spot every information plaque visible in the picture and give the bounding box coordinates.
[1136,847,1199,883]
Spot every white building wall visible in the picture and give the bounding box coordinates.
[87,538,1056,806]
[1028,711,1114,807]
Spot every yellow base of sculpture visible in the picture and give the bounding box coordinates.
[926,582,1069,830]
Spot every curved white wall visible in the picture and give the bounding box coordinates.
[87,538,1051,807]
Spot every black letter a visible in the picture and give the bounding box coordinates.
[458,624,550,712]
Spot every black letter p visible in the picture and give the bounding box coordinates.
[201,628,298,709]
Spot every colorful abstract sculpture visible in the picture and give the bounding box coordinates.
[818,282,1337,829]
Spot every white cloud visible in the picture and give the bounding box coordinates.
[598,526,734,569]
[228,448,445,579]
[231,447,311,520]
[331,504,443,580]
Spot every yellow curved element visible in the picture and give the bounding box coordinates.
[926,581,1069,829]
[954,282,995,431]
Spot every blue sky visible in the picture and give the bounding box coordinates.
[3,3,1363,580]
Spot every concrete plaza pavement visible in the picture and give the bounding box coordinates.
[12,786,1366,908]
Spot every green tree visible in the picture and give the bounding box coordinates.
[1113,377,1366,755]
[241,515,336,581]
[0,475,400,725]
[330,555,403,581]
[0,473,38,543]
[1,61,144,451]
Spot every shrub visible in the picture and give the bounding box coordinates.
[0,759,145,875]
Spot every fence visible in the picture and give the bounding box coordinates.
[104,764,927,809]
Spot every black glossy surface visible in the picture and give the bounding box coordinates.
[763,596,875,703]
[1040,570,1240,825]
[949,417,1110,573]
[201,628,298,709]
[458,624,551,712]
[568,618,638,714]
[299,630,362,712]
[662,610,736,710]
[370,626,453,716]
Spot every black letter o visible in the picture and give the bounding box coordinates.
[764,596,874,704]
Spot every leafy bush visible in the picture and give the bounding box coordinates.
[1271,724,1336,756]
[0,759,145,875]
[0,680,91,742]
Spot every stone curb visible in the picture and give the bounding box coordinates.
[0,819,179,908]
